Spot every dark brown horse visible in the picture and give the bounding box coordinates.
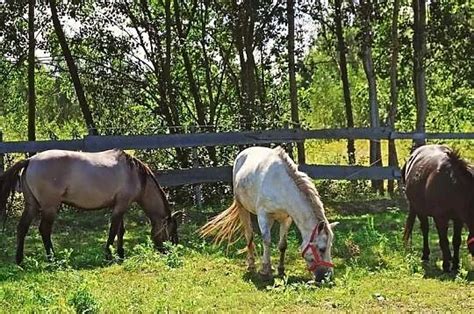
[402,144,474,272]
[0,149,181,264]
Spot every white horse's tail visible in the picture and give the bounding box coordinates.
[199,200,244,245]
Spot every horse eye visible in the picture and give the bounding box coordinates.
[319,248,326,254]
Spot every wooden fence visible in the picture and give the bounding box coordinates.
[0,127,473,186]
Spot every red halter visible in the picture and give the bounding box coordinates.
[467,237,474,247]
[301,222,334,272]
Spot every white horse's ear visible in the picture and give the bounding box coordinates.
[329,221,340,229]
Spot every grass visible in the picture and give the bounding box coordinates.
[0,197,473,312]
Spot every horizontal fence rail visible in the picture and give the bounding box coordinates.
[0,127,471,186]
[155,165,402,187]
[1,127,473,154]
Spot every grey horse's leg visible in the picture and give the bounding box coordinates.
[38,207,58,261]
[238,206,255,272]
[105,204,127,260]
[277,216,292,276]
[257,211,274,279]
[16,201,39,265]
[117,218,125,259]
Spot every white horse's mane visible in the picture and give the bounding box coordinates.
[274,146,328,224]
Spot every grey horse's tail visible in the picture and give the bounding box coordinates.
[0,159,30,219]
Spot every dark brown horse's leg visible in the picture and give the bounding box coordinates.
[149,216,165,252]
[418,214,430,261]
[16,204,38,265]
[39,209,57,261]
[452,219,463,271]
[434,217,451,272]
[105,209,126,260]
[117,219,125,259]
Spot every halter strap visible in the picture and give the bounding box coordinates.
[301,221,334,271]
[467,237,474,246]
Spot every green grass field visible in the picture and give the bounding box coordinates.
[0,196,473,312]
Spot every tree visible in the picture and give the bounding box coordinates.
[49,0,97,135]
[287,0,305,164]
[230,0,258,130]
[387,0,401,194]
[412,0,427,147]
[334,0,356,164]
[27,0,36,142]
[358,0,382,192]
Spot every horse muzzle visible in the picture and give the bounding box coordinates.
[314,266,333,283]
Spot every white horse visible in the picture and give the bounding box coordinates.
[201,146,338,281]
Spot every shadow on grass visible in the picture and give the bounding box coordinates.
[327,197,407,215]
[242,270,312,290]
[242,271,274,290]
[421,261,474,282]
[0,206,156,280]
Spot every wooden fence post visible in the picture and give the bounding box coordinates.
[190,126,203,207]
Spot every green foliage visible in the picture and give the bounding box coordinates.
[68,286,99,314]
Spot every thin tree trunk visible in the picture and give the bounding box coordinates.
[359,0,382,193]
[387,0,400,195]
[232,0,256,130]
[335,0,356,164]
[287,0,306,164]
[174,0,218,166]
[49,0,97,135]
[412,0,427,148]
[163,0,188,167]
[174,0,207,127]
[27,0,36,142]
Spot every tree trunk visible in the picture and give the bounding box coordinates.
[359,0,382,193]
[49,0,97,135]
[412,0,427,148]
[174,0,218,166]
[232,0,256,130]
[27,0,36,142]
[287,0,306,164]
[387,0,400,195]
[334,0,356,164]
[173,0,207,127]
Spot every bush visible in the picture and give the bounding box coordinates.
[68,287,99,314]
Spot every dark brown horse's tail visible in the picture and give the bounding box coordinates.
[0,159,29,218]
[403,209,416,246]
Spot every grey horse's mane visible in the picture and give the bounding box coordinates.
[274,146,328,224]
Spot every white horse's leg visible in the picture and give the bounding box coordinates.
[277,216,292,276]
[239,207,256,271]
[257,211,274,278]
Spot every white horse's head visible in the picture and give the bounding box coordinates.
[301,221,339,282]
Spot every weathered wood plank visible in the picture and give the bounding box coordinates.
[156,166,233,186]
[155,165,402,186]
[1,128,472,153]
[391,132,474,140]
[0,139,84,154]
[299,165,401,181]
[303,127,393,140]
